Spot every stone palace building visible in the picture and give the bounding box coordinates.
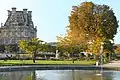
[0,7,37,45]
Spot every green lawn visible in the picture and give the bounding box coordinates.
[0,60,96,66]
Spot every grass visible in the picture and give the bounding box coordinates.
[0,60,96,66]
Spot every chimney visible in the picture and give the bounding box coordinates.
[12,7,16,14]
[23,8,28,26]
[28,11,32,22]
[23,8,28,14]
[7,10,11,16]
[28,11,32,17]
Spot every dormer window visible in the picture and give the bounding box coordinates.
[17,14,19,16]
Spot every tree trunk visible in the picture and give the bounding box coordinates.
[109,53,111,62]
[72,53,74,63]
[72,59,74,63]
[33,51,36,63]
[33,53,35,63]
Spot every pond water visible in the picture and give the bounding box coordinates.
[0,70,120,80]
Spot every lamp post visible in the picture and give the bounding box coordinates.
[100,42,104,75]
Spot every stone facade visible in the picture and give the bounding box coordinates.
[0,7,37,45]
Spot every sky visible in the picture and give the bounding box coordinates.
[0,0,120,44]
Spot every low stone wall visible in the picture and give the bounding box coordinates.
[0,65,113,72]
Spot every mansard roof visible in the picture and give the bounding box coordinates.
[4,7,33,27]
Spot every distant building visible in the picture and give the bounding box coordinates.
[48,42,57,46]
[114,44,120,47]
[0,7,37,45]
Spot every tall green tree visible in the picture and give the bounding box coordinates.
[18,38,44,63]
[57,2,118,60]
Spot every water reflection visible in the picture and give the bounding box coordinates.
[0,70,120,80]
[0,71,32,80]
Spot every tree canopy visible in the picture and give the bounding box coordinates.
[57,2,118,56]
[114,45,120,54]
[18,38,45,63]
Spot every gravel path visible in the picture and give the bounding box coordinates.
[103,60,120,67]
